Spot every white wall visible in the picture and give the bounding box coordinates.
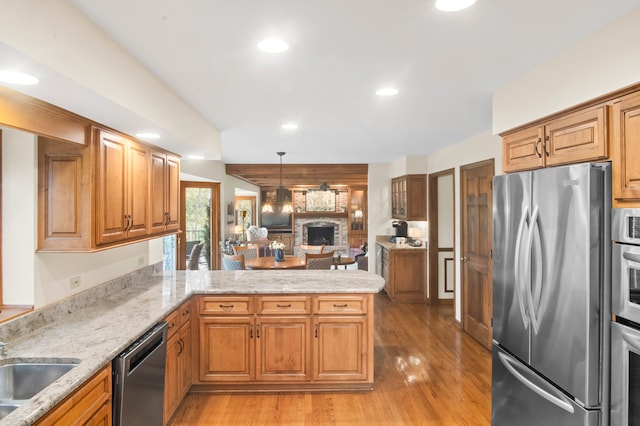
[2,128,156,308]
[493,7,640,133]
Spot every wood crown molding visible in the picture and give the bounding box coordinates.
[225,163,368,188]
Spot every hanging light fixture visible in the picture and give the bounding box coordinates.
[276,152,294,214]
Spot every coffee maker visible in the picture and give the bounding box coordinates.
[392,220,408,238]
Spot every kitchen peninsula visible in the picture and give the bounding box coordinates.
[0,268,383,426]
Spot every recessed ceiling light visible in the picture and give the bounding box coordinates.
[376,87,399,96]
[0,70,39,85]
[136,132,160,139]
[435,0,476,12]
[188,155,205,160]
[281,123,298,130]
[257,38,289,53]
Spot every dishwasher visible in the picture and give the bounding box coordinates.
[113,322,168,426]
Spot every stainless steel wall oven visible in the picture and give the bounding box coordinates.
[611,208,640,425]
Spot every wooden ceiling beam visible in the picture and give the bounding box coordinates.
[225,164,368,188]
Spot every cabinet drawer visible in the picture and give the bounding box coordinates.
[199,296,253,315]
[257,296,311,315]
[314,296,368,315]
[165,309,180,339]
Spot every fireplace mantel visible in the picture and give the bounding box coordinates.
[294,212,347,219]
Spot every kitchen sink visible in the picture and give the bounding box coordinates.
[0,361,78,420]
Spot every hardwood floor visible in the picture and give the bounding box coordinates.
[170,293,492,425]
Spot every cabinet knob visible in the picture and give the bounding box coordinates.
[460,256,469,262]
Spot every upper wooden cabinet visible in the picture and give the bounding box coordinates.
[391,175,426,221]
[502,105,608,173]
[150,149,180,234]
[95,129,150,245]
[348,188,367,236]
[612,91,640,207]
[38,128,180,251]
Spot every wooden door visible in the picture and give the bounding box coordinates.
[502,125,544,172]
[391,251,427,301]
[150,151,167,234]
[545,105,607,167]
[95,130,128,245]
[460,159,494,350]
[178,321,192,397]
[198,316,254,382]
[255,317,311,381]
[179,182,220,270]
[612,92,640,206]
[313,317,368,381]
[164,331,180,423]
[126,140,149,239]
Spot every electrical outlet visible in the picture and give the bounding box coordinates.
[137,256,144,266]
[70,276,81,289]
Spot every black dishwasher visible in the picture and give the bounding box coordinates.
[113,322,167,426]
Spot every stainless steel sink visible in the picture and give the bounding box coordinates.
[0,361,78,420]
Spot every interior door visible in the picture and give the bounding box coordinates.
[179,182,221,270]
[461,159,494,349]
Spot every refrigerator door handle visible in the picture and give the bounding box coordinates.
[514,206,530,329]
[498,351,575,414]
[524,205,541,335]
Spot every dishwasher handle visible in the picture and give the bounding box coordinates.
[118,322,167,376]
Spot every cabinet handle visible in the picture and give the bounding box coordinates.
[256,325,260,338]
[219,304,234,310]
[168,320,176,329]
[333,303,348,308]
[177,338,184,356]
[315,323,319,338]
[276,304,292,308]
[164,212,170,225]
[534,138,542,158]
[543,136,550,157]
[182,309,190,317]
[249,324,253,339]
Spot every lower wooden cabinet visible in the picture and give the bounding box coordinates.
[379,244,427,302]
[36,364,112,426]
[164,300,192,425]
[194,294,373,391]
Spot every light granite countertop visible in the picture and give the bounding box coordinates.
[375,235,428,250]
[0,268,384,426]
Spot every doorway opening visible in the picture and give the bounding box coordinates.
[178,182,220,270]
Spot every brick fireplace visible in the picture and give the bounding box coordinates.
[294,217,349,256]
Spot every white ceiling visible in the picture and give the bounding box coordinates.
[3,0,640,164]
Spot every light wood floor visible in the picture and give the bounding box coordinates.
[170,293,492,425]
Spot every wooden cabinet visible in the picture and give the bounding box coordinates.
[348,188,367,250]
[391,175,427,221]
[270,233,294,255]
[502,105,608,173]
[612,91,640,207]
[164,300,192,425]
[150,149,180,234]
[313,296,371,382]
[95,129,150,245]
[378,243,427,302]
[195,294,373,391]
[36,364,112,425]
[37,128,180,251]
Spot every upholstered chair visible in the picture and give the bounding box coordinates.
[222,253,246,270]
[233,246,259,261]
[187,242,204,270]
[245,226,271,256]
[305,251,335,270]
[297,244,324,259]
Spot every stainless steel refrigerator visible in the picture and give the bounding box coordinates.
[492,162,610,426]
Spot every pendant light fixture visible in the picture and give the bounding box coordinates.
[277,152,294,214]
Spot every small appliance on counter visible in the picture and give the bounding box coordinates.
[392,220,408,237]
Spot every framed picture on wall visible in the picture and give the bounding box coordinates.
[226,202,234,224]
[305,189,336,212]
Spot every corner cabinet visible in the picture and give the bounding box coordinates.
[391,175,426,221]
[612,91,640,207]
[193,294,374,391]
[37,128,181,251]
[502,105,608,173]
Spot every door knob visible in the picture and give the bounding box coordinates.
[460,256,468,262]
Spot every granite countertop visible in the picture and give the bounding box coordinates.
[375,235,428,250]
[0,269,384,426]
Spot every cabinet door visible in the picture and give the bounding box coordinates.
[392,251,427,301]
[256,317,311,381]
[164,331,180,424]
[150,151,168,234]
[166,154,180,232]
[406,175,427,220]
[502,126,544,173]
[178,321,192,398]
[313,317,368,381]
[95,130,128,245]
[198,317,254,382]
[545,106,608,167]
[126,140,150,239]
[382,248,391,295]
[612,93,640,205]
